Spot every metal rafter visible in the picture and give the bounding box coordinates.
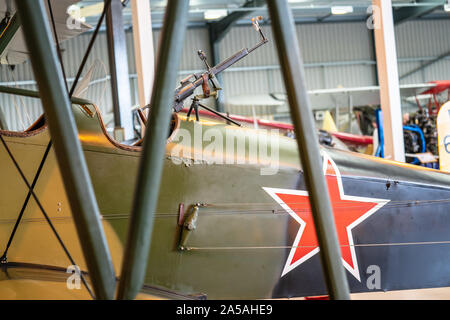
[208,0,265,44]
[394,0,446,24]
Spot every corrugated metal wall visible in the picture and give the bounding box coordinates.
[0,18,449,131]
[221,21,377,92]
[0,27,210,131]
[396,19,450,84]
[220,21,377,118]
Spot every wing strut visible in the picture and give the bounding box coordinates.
[267,0,350,300]
[116,0,190,300]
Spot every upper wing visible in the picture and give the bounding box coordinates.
[0,0,91,65]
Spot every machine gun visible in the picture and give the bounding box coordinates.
[173,16,268,120]
[137,16,268,127]
[175,17,268,125]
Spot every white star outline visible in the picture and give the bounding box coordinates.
[263,151,390,281]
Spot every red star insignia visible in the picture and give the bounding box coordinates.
[263,152,389,281]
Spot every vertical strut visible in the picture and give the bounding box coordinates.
[117,0,190,300]
[15,0,116,300]
[267,0,350,300]
[106,0,134,141]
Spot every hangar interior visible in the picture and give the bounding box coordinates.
[1,0,450,301]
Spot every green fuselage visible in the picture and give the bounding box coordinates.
[1,102,450,299]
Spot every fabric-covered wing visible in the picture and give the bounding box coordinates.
[0,0,91,65]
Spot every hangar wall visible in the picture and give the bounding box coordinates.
[396,19,450,84]
[0,18,449,131]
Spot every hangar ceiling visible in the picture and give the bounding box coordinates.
[74,0,449,27]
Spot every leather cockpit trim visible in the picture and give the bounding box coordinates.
[0,104,181,153]
[0,114,48,137]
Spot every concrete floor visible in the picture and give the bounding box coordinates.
[287,287,450,300]
[351,287,450,300]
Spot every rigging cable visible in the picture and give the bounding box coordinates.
[0,141,53,261]
[69,0,112,97]
[0,135,94,299]
[47,0,69,94]
[187,240,450,251]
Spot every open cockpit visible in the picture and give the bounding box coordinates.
[0,85,179,150]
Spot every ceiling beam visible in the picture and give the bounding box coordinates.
[208,0,266,44]
[393,0,445,25]
[317,13,332,22]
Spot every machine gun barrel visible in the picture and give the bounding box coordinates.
[210,48,249,74]
[173,48,249,111]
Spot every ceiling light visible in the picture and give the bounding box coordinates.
[331,6,354,15]
[444,4,450,12]
[204,9,228,20]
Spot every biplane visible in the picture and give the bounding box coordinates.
[0,0,450,301]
